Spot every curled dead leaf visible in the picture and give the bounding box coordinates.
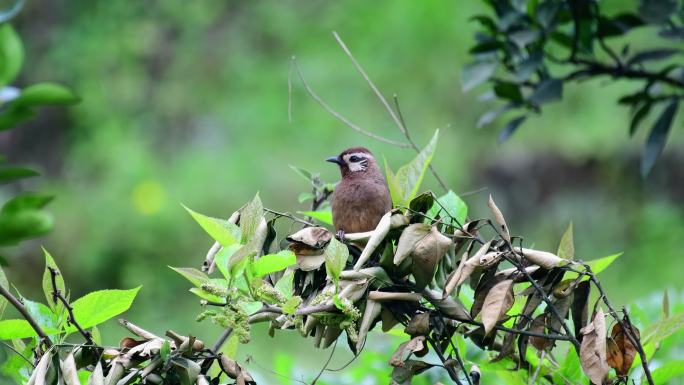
[405,312,430,337]
[519,248,565,269]
[389,336,427,367]
[411,226,452,290]
[442,241,492,299]
[529,315,553,351]
[488,195,510,242]
[354,211,393,270]
[606,318,640,377]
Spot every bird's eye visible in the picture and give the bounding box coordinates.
[349,155,361,162]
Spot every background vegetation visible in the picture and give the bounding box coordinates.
[1,0,683,384]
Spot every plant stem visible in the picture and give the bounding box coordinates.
[0,283,52,347]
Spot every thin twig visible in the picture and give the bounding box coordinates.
[332,31,448,192]
[0,283,52,347]
[265,208,316,227]
[48,267,94,345]
[291,56,410,148]
[310,340,337,385]
[426,335,463,385]
[0,341,35,367]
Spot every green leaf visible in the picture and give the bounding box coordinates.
[67,287,141,330]
[274,272,294,300]
[494,81,523,103]
[384,157,403,208]
[297,192,314,203]
[587,252,622,275]
[0,104,35,131]
[557,222,574,260]
[91,325,102,345]
[630,101,653,136]
[14,82,80,106]
[1,193,53,214]
[643,311,684,347]
[642,100,678,177]
[0,166,39,184]
[639,0,678,24]
[461,61,497,92]
[41,248,65,312]
[183,205,241,247]
[651,360,684,385]
[325,238,349,289]
[171,357,200,385]
[23,299,58,331]
[0,24,23,87]
[214,243,240,280]
[298,209,333,225]
[240,193,263,243]
[188,287,225,304]
[289,165,313,183]
[498,115,526,143]
[169,267,210,287]
[392,130,439,207]
[282,296,302,315]
[0,319,58,340]
[251,250,296,278]
[427,190,468,225]
[160,340,171,362]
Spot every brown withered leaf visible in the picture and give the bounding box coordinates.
[59,353,80,385]
[548,294,573,336]
[287,227,333,271]
[520,248,565,269]
[572,281,591,342]
[606,319,640,376]
[424,289,472,322]
[487,195,510,242]
[442,241,492,299]
[579,307,609,385]
[357,299,382,352]
[405,312,430,337]
[382,307,400,332]
[529,315,553,351]
[481,279,514,335]
[389,336,428,367]
[471,274,505,319]
[394,224,431,265]
[411,226,452,290]
[390,359,436,385]
[286,226,332,248]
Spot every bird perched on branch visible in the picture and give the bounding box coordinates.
[326,147,392,236]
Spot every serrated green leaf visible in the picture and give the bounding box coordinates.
[298,209,333,225]
[0,24,23,87]
[41,248,65,312]
[183,205,241,247]
[67,287,141,331]
[391,130,439,207]
[14,82,80,106]
[251,250,296,278]
[325,238,348,289]
[0,319,59,339]
[426,190,468,225]
[557,222,574,260]
[169,267,210,287]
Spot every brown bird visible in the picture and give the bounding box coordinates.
[326,147,393,235]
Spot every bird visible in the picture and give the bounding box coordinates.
[326,147,393,236]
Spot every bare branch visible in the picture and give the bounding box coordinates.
[48,267,94,345]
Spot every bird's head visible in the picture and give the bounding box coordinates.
[326,147,378,177]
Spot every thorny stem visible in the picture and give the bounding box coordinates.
[332,31,449,193]
[584,265,655,385]
[48,267,95,345]
[0,282,52,348]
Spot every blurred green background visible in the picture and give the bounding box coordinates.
[1,0,683,383]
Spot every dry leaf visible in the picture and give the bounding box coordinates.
[389,336,427,367]
[443,241,492,298]
[87,362,104,385]
[26,350,52,385]
[572,281,591,341]
[529,315,553,351]
[424,289,472,321]
[394,223,431,265]
[357,299,382,351]
[411,226,452,290]
[354,211,393,270]
[390,360,435,385]
[405,312,430,337]
[382,307,400,332]
[286,227,333,248]
[481,279,514,335]
[606,319,640,376]
[287,226,333,271]
[580,307,609,385]
[59,353,80,385]
[488,195,510,242]
[520,248,565,269]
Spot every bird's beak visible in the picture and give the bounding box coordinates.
[326,156,343,166]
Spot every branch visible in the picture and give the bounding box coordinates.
[563,58,684,89]
[291,56,410,148]
[48,267,94,345]
[332,31,449,192]
[0,282,52,347]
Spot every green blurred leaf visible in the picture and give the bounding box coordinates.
[160,340,171,362]
[642,100,678,177]
[626,48,681,66]
[0,209,52,246]
[461,61,497,92]
[289,165,313,183]
[298,209,333,225]
[297,192,314,203]
[529,78,562,106]
[427,190,468,225]
[240,193,263,243]
[587,252,623,275]
[0,166,39,184]
[282,296,302,315]
[651,360,684,385]
[384,157,403,207]
[0,105,34,131]
[183,205,241,247]
[275,271,294,300]
[251,250,296,278]
[91,325,101,345]
[638,0,678,24]
[0,24,23,87]
[67,287,141,330]
[169,267,210,287]
[1,193,53,214]
[630,101,653,136]
[643,311,684,347]
[325,237,349,289]
[41,248,65,312]
[13,82,80,106]
[390,130,439,207]
[498,115,527,143]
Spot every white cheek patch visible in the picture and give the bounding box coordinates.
[343,152,372,172]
